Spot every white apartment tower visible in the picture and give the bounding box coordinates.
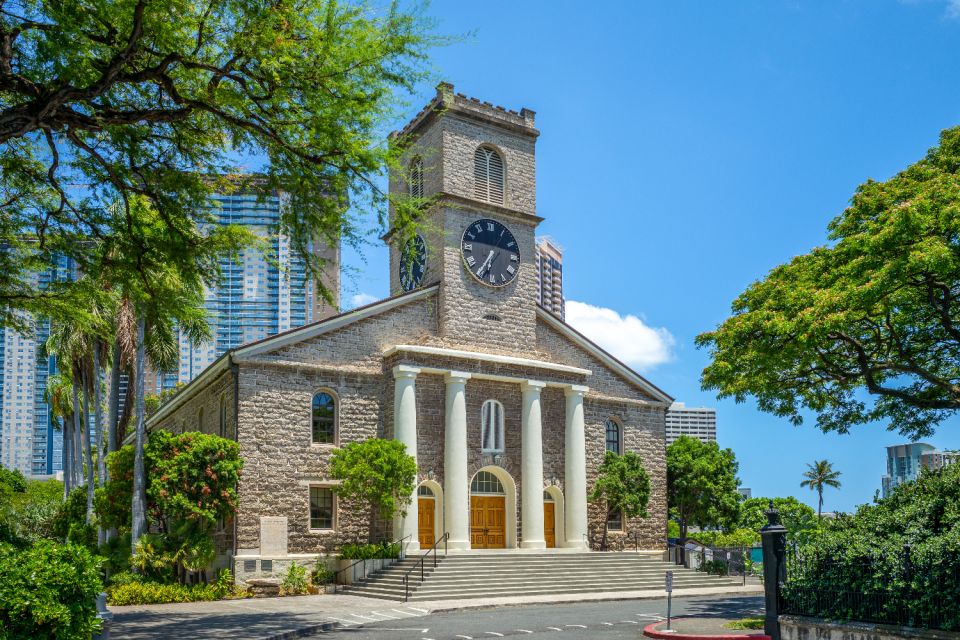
[535,237,565,319]
[665,402,717,445]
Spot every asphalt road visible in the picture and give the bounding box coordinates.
[316,595,765,640]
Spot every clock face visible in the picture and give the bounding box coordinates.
[399,234,426,292]
[461,218,520,287]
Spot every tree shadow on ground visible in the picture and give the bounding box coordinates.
[110,610,336,640]
[680,595,765,618]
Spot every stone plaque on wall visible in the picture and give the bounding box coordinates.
[260,516,288,556]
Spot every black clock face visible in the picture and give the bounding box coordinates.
[399,234,426,291]
[461,218,520,287]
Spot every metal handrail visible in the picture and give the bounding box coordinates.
[402,532,449,602]
[331,534,411,594]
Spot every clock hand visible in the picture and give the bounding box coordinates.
[478,250,495,275]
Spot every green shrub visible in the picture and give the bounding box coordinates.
[338,541,401,560]
[107,581,221,606]
[697,559,729,576]
[0,540,103,639]
[782,463,960,629]
[106,568,248,605]
[690,528,759,549]
[279,563,310,596]
[312,558,334,585]
[51,487,87,542]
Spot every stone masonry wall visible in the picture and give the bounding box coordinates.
[438,205,539,350]
[441,112,537,215]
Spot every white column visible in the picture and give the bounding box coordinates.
[520,380,547,549]
[393,365,421,553]
[563,385,589,549]
[444,371,471,550]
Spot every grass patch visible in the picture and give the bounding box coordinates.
[723,616,764,630]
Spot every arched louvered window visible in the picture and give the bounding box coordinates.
[481,399,504,453]
[473,146,504,205]
[409,157,424,199]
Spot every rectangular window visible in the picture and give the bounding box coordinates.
[310,487,334,530]
[607,509,623,532]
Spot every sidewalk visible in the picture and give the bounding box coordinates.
[108,584,764,640]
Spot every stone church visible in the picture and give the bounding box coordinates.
[147,83,673,580]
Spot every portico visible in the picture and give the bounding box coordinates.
[388,345,592,552]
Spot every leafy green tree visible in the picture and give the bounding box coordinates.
[330,439,417,536]
[0,0,438,329]
[589,451,651,548]
[0,540,103,640]
[3,478,63,546]
[738,496,817,535]
[800,459,842,520]
[96,431,241,582]
[96,431,242,532]
[698,127,960,439]
[666,436,741,547]
[783,462,960,626]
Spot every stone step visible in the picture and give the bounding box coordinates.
[345,578,741,601]
[363,574,735,590]
[341,551,740,602]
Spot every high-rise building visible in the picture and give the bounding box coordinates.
[881,443,958,497]
[0,256,74,476]
[665,402,717,445]
[535,237,564,319]
[165,190,341,389]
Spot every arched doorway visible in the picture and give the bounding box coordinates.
[543,486,565,549]
[469,467,517,549]
[416,481,443,548]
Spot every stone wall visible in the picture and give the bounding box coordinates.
[584,399,667,550]
[437,205,540,350]
[779,616,960,640]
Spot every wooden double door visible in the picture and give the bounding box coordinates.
[470,495,506,549]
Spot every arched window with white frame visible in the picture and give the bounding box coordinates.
[473,146,504,205]
[481,399,504,453]
[409,157,424,199]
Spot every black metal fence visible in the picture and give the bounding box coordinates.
[779,544,960,631]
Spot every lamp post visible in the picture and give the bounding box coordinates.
[760,501,787,640]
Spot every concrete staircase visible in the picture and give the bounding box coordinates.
[342,551,744,601]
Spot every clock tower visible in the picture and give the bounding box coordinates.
[388,83,541,351]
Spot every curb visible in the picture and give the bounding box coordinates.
[261,620,339,640]
[642,619,770,640]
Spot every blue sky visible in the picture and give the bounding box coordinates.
[342,0,960,513]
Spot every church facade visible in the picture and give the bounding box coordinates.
[146,84,673,581]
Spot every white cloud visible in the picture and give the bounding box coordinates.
[348,292,378,309]
[948,0,960,18]
[565,300,675,371]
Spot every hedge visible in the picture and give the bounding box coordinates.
[0,540,103,640]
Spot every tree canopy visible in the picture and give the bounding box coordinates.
[0,0,438,329]
[738,496,817,534]
[589,450,651,539]
[698,127,960,439]
[666,435,741,540]
[329,438,417,522]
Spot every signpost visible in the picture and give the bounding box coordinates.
[665,570,674,630]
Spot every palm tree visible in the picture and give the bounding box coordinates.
[800,460,842,519]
